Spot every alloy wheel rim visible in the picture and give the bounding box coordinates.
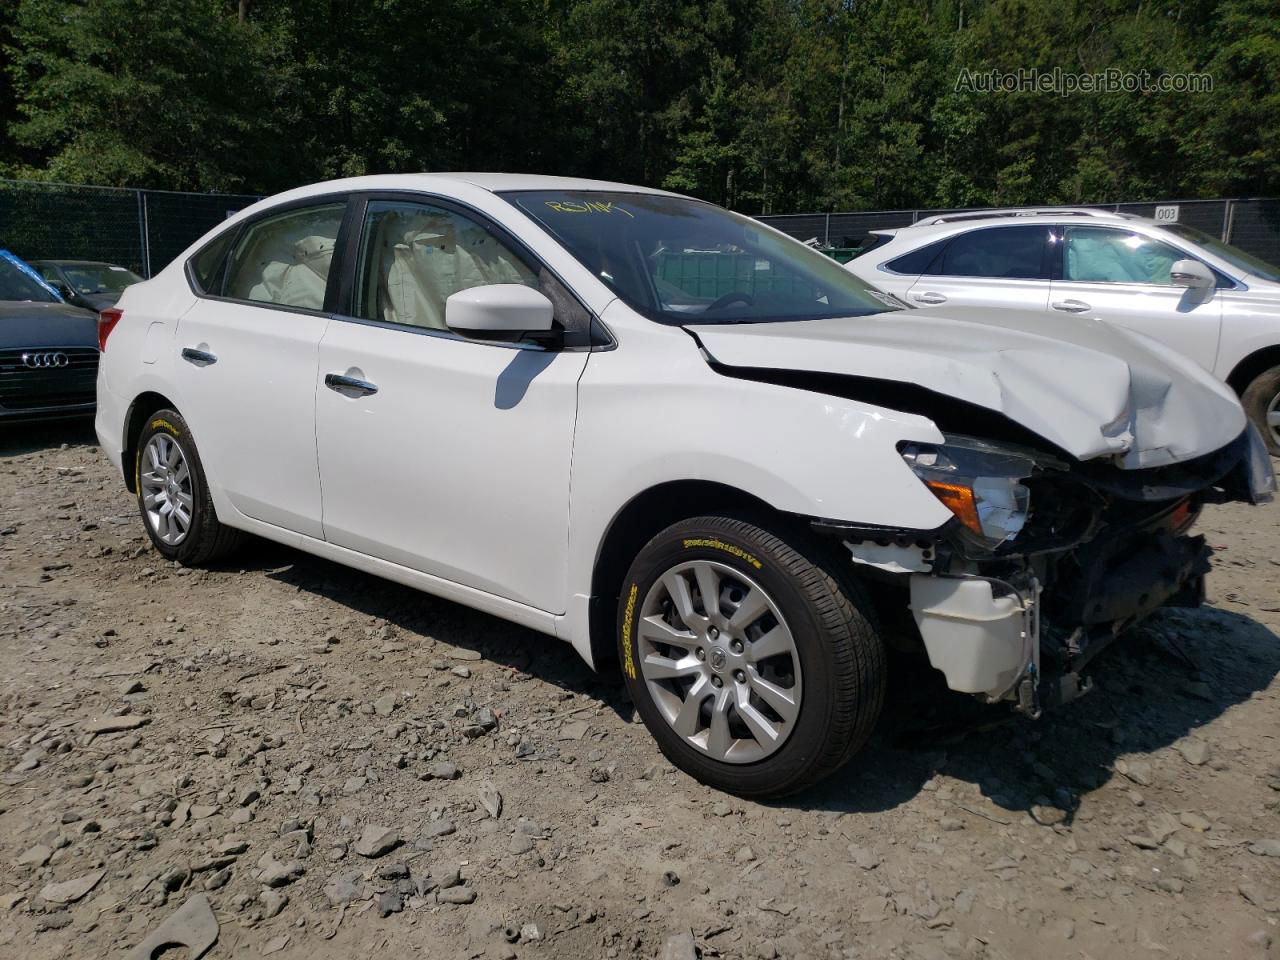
[1267,388,1280,448]
[638,559,802,764]
[140,433,194,546]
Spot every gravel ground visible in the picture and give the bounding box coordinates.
[1,421,1278,960]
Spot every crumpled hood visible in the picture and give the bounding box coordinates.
[689,306,1246,469]
[0,301,99,350]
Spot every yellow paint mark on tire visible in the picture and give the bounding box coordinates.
[621,583,639,680]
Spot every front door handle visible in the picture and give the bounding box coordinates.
[911,291,948,305]
[325,373,379,397]
[181,347,217,365]
[1051,299,1092,313]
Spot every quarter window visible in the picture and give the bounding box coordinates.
[189,229,238,296]
[1063,227,1187,285]
[931,226,1050,279]
[353,200,537,330]
[224,203,346,310]
[885,239,948,274]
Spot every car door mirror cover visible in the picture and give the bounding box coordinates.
[446,284,555,338]
[1169,258,1214,289]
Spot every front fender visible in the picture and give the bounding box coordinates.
[558,307,951,661]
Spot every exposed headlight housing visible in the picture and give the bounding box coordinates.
[899,436,1036,545]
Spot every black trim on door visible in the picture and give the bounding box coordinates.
[1047,224,1064,281]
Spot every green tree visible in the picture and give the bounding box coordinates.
[6,0,281,190]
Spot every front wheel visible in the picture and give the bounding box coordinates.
[1242,364,1280,456]
[617,516,885,798]
[134,409,243,565]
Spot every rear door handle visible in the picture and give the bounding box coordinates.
[911,291,948,305]
[181,347,217,365]
[325,373,378,396]
[1051,299,1091,313]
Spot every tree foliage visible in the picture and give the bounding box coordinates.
[1,0,1276,211]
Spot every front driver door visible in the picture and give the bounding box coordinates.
[173,199,347,538]
[314,197,588,612]
[1048,225,1223,371]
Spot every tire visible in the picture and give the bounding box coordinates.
[617,515,885,798]
[134,408,243,565]
[1241,364,1280,456]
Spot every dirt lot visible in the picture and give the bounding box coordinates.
[1,421,1278,960]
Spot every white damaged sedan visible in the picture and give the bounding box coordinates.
[94,175,1276,797]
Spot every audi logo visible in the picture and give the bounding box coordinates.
[22,352,70,369]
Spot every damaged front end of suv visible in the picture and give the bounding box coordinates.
[821,424,1275,717]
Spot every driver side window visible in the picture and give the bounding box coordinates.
[1064,227,1187,285]
[353,200,538,331]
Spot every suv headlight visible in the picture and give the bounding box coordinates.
[899,436,1036,545]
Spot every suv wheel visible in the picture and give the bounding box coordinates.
[1242,364,1280,456]
[617,516,885,798]
[135,409,243,564]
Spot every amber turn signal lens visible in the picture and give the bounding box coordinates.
[924,480,983,536]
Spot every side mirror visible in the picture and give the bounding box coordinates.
[1169,259,1214,289]
[446,284,554,340]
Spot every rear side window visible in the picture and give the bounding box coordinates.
[224,203,346,310]
[933,226,1050,279]
[885,239,948,274]
[188,230,237,295]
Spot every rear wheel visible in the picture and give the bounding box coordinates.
[135,409,243,565]
[617,515,885,798]
[1242,364,1280,456]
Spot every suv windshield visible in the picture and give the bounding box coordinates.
[503,191,898,323]
[0,254,59,303]
[1161,223,1280,283]
[62,263,142,294]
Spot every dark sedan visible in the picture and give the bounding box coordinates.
[30,259,143,313]
[0,251,100,423]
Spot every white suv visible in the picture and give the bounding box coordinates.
[847,209,1280,453]
[95,176,1275,797]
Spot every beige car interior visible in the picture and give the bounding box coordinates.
[359,204,537,329]
[226,204,345,311]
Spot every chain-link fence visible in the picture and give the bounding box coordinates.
[759,197,1280,267]
[0,179,262,278]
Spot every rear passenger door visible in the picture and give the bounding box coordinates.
[905,225,1054,313]
[174,198,347,538]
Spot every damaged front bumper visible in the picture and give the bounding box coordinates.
[905,528,1212,717]
[817,424,1274,716]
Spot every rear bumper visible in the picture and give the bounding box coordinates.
[94,376,126,479]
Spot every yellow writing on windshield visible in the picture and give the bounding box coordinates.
[544,200,635,218]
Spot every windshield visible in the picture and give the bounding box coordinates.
[1161,224,1280,283]
[503,191,899,323]
[0,253,60,303]
[61,263,143,294]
